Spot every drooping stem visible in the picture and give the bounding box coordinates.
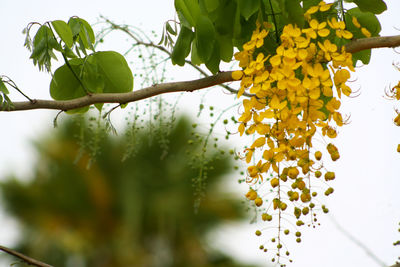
[0,245,53,267]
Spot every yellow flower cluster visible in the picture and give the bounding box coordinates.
[387,72,400,152]
[232,1,359,263]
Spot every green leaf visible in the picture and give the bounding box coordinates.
[175,0,201,27]
[176,10,192,29]
[237,0,260,20]
[213,0,236,35]
[92,51,133,94]
[285,0,304,27]
[216,34,233,62]
[190,41,202,65]
[68,18,81,37]
[205,42,220,74]
[171,26,194,66]
[30,25,59,71]
[63,45,77,58]
[351,0,387,14]
[50,58,87,101]
[346,8,381,36]
[81,58,105,93]
[195,15,216,62]
[51,20,73,48]
[0,79,9,94]
[203,0,219,13]
[352,49,371,65]
[166,22,177,36]
[94,103,104,111]
[50,51,132,113]
[233,4,242,38]
[78,18,95,44]
[344,8,380,64]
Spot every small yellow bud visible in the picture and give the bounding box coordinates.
[324,187,334,196]
[300,193,311,203]
[255,230,262,236]
[290,191,299,201]
[324,171,335,181]
[331,151,340,161]
[270,178,280,188]
[297,180,306,190]
[246,189,257,200]
[255,197,263,207]
[262,213,273,221]
[288,167,299,179]
[315,151,322,160]
[284,229,290,235]
[302,207,309,215]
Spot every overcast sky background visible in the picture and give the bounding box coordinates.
[1,1,400,267]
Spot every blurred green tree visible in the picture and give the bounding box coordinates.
[0,115,256,267]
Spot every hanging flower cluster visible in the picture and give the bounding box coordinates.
[387,68,400,152]
[231,1,369,264]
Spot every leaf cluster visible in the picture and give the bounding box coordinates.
[24,17,134,113]
[0,78,13,110]
[171,0,387,73]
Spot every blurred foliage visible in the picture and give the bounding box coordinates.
[0,115,257,267]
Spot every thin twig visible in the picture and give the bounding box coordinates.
[99,17,253,97]
[0,245,53,267]
[329,216,387,267]
[1,75,34,102]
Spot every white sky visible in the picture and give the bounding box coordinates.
[1,1,400,267]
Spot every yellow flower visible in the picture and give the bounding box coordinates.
[247,160,268,183]
[262,149,284,173]
[333,69,351,98]
[318,39,337,61]
[303,19,330,39]
[327,17,353,39]
[304,1,332,20]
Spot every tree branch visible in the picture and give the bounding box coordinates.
[0,245,53,267]
[0,71,235,112]
[2,35,400,113]
[345,35,400,54]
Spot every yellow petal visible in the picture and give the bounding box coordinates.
[342,84,352,96]
[318,28,330,37]
[252,137,266,148]
[270,55,281,67]
[352,16,361,28]
[361,27,371,37]
[342,30,353,39]
[232,70,243,80]
[269,95,280,109]
[309,88,320,99]
[238,123,245,136]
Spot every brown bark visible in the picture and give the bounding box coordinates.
[2,35,400,112]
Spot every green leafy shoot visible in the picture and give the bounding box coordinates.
[158,20,178,48]
[24,17,97,72]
